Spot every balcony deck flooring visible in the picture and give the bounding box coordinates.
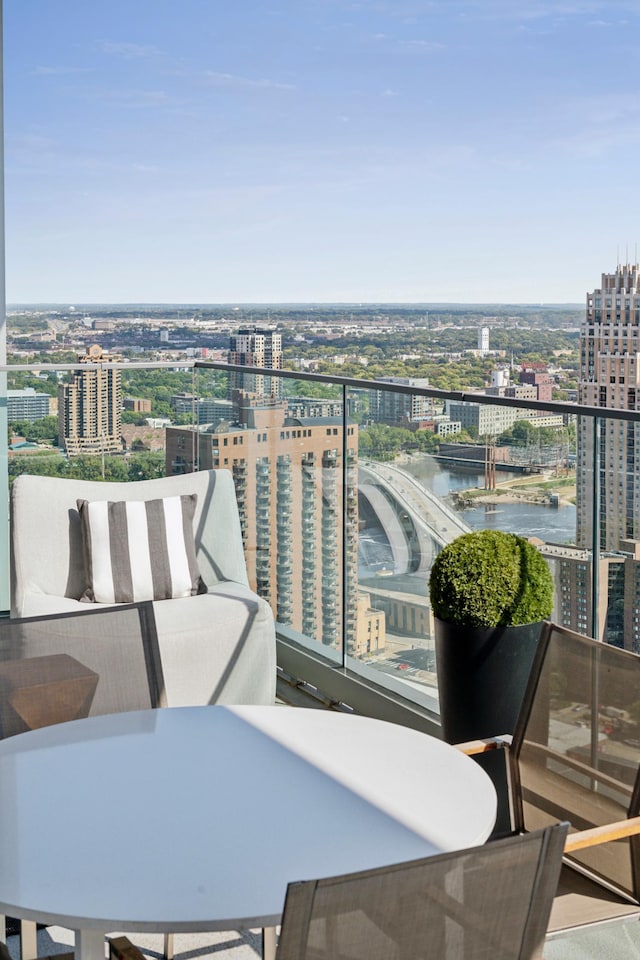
[4,927,264,960]
[4,916,640,960]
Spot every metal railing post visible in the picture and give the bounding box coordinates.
[591,416,601,641]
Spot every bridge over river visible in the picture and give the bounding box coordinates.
[358,461,471,578]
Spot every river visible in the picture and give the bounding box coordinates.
[401,454,577,546]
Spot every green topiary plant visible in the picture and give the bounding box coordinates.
[429,529,554,628]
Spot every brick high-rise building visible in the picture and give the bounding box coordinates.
[58,344,122,457]
[166,401,364,652]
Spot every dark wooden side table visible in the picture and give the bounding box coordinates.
[0,653,99,738]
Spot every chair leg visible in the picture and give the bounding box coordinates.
[163,933,174,960]
[20,921,37,960]
[262,928,277,960]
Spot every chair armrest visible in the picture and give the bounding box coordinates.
[453,735,512,756]
[564,816,640,853]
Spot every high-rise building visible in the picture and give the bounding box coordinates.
[570,262,640,650]
[578,263,640,552]
[228,328,283,400]
[165,402,368,653]
[58,344,123,457]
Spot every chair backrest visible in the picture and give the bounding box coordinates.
[10,469,248,616]
[0,604,164,738]
[511,621,640,901]
[276,824,568,960]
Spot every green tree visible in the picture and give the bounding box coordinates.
[127,452,166,480]
[9,416,59,443]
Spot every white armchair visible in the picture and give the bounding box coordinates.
[10,469,276,707]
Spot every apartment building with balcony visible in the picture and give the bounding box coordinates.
[57,344,123,457]
[166,399,365,652]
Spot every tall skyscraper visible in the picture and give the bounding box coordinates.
[228,328,283,400]
[58,344,123,457]
[578,262,640,552]
[569,262,640,650]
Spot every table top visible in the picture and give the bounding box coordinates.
[0,705,497,932]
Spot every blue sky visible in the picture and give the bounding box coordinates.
[4,0,640,304]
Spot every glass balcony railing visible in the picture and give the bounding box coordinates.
[4,357,640,723]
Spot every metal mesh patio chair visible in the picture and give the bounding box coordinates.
[0,603,163,960]
[276,823,568,960]
[457,621,640,938]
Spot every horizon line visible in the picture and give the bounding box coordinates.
[6,300,585,309]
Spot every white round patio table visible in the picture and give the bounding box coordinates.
[0,705,497,960]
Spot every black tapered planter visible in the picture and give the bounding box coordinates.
[434,618,543,744]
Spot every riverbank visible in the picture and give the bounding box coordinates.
[453,472,577,509]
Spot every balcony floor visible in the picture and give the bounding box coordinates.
[544,918,640,959]
[4,927,264,960]
[4,914,640,960]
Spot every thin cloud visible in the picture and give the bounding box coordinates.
[203,71,295,91]
[397,38,444,50]
[543,91,640,156]
[8,133,59,154]
[366,32,444,52]
[131,163,161,174]
[101,42,161,59]
[33,65,92,76]
[100,89,177,109]
[457,1,630,22]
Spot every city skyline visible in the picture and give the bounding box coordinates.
[5,2,640,304]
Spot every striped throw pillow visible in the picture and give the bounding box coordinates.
[77,494,205,604]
